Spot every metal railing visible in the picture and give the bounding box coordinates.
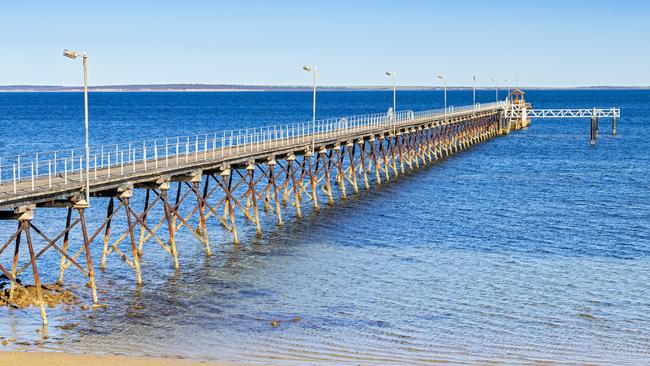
[0,101,507,195]
[506,107,620,119]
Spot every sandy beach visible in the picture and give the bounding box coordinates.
[0,351,246,366]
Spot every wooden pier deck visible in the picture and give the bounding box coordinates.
[0,102,507,209]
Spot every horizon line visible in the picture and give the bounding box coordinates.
[1,84,648,92]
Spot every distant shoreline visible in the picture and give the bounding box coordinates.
[0,84,648,92]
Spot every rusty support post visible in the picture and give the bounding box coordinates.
[9,222,21,302]
[222,169,239,244]
[287,155,302,218]
[76,203,99,304]
[436,125,443,158]
[320,149,334,204]
[160,185,180,268]
[421,127,431,164]
[333,145,347,199]
[193,177,211,256]
[412,130,420,169]
[357,140,370,190]
[21,211,47,327]
[432,127,439,160]
[57,206,73,285]
[122,192,143,285]
[404,132,412,168]
[388,134,399,176]
[379,137,391,181]
[246,165,263,236]
[396,133,406,174]
[137,189,150,255]
[368,137,382,185]
[347,142,359,193]
[445,125,453,157]
[173,182,181,231]
[305,153,320,210]
[101,197,114,270]
[268,159,284,225]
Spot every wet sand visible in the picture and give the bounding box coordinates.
[0,351,246,366]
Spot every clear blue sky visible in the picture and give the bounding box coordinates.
[1,0,648,87]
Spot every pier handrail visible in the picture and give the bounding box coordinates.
[0,100,507,194]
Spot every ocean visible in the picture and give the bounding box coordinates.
[0,89,649,364]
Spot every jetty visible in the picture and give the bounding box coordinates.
[0,91,619,328]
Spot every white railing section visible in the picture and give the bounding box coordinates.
[506,108,620,119]
[0,101,507,194]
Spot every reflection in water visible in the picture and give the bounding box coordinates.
[0,90,649,364]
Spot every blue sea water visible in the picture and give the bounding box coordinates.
[0,90,649,364]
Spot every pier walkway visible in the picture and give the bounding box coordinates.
[0,102,506,209]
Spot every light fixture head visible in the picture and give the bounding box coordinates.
[63,49,79,59]
[385,71,393,76]
[302,65,311,72]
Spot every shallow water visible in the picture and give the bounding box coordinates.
[0,90,649,364]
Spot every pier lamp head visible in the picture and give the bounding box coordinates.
[437,75,445,80]
[302,65,311,72]
[63,49,79,59]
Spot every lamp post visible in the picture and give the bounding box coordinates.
[504,79,511,101]
[63,49,90,206]
[437,75,447,113]
[385,71,396,133]
[302,65,316,153]
[470,75,476,105]
[385,71,396,113]
[491,78,499,103]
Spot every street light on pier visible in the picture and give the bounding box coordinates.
[63,49,90,207]
[504,79,511,101]
[491,78,499,103]
[470,75,476,105]
[303,65,316,153]
[384,71,396,112]
[437,75,447,114]
[385,71,396,134]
